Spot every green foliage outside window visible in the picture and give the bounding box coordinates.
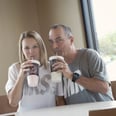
[99,32,116,62]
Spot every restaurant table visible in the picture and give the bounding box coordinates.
[2,101,116,116]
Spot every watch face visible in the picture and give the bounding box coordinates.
[72,72,80,82]
[74,73,80,77]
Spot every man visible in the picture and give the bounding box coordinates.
[48,24,113,104]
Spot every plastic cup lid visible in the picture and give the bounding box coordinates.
[30,60,40,66]
[49,56,64,61]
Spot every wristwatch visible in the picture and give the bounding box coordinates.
[72,70,81,82]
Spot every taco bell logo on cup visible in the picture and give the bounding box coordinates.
[27,60,40,87]
[49,56,64,82]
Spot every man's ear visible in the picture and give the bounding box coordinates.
[70,36,74,44]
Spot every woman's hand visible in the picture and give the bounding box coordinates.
[19,60,34,78]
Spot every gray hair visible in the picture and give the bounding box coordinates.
[49,24,73,38]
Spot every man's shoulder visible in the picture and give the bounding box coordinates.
[78,48,99,55]
[78,48,96,52]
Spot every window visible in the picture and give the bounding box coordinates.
[92,0,116,81]
[80,0,116,81]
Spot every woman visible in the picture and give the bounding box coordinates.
[5,31,64,112]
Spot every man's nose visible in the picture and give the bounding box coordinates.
[52,42,58,49]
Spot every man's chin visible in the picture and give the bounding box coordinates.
[54,51,64,56]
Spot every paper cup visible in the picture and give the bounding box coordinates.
[27,60,40,87]
[49,56,64,82]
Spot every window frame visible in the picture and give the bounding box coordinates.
[80,0,99,52]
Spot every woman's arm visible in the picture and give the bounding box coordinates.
[7,61,33,107]
[56,96,66,106]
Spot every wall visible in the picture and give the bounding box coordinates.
[0,0,39,95]
[0,0,86,95]
[37,0,86,56]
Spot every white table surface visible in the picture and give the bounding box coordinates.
[2,101,116,116]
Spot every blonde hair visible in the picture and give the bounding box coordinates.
[19,31,48,68]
